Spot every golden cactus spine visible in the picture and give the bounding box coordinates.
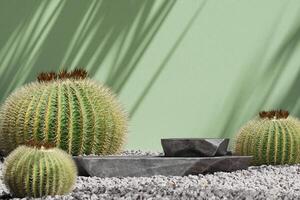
[234,110,300,165]
[3,144,77,198]
[0,69,128,156]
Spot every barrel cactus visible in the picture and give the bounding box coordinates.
[0,69,128,156]
[3,142,77,198]
[234,110,300,165]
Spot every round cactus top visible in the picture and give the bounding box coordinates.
[24,139,56,150]
[259,110,289,120]
[37,68,88,82]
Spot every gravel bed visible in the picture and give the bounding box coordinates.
[0,151,300,199]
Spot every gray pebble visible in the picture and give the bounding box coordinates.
[0,151,300,199]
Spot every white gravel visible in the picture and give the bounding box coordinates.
[0,151,300,200]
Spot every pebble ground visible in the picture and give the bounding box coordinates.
[0,150,299,200]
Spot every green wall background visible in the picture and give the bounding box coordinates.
[1,0,300,151]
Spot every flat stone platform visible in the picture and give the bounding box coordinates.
[73,155,252,177]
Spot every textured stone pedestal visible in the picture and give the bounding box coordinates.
[73,155,252,177]
[161,138,230,157]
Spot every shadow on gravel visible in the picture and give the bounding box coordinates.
[0,193,12,200]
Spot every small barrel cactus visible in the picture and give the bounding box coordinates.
[3,142,77,198]
[0,69,127,156]
[234,110,300,165]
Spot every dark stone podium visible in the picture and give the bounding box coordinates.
[73,138,252,177]
[73,155,252,177]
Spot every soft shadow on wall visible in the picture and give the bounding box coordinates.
[0,0,178,116]
[217,3,300,143]
[1,0,300,151]
[1,0,207,152]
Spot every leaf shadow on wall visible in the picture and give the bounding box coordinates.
[0,0,66,101]
[0,0,176,105]
[216,2,300,150]
[129,0,208,117]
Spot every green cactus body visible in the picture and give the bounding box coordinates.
[3,145,77,198]
[234,110,300,165]
[0,74,127,156]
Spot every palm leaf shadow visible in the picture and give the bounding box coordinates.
[217,1,300,149]
[3,1,66,99]
[58,0,175,91]
[0,1,177,105]
[275,19,300,115]
[0,0,65,103]
[106,1,156,81]
[105,1,176,92]
[129,0,208,118]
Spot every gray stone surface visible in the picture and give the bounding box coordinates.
[161,138,229,157]
[73,155,252,177]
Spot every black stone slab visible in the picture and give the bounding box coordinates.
[161,138,230,157]
[73,155,252,177]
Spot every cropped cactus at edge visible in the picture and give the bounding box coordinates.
[234,110,300,166]
[3,142,77,198]
[0,69,128,156]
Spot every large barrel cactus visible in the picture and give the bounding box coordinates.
[0,69,127,156]
[234,110,300,165]
[3,142,77,198]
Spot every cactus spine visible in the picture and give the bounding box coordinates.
[234,110,300,165]
[0,69,128,156]
[3,144,77,198]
